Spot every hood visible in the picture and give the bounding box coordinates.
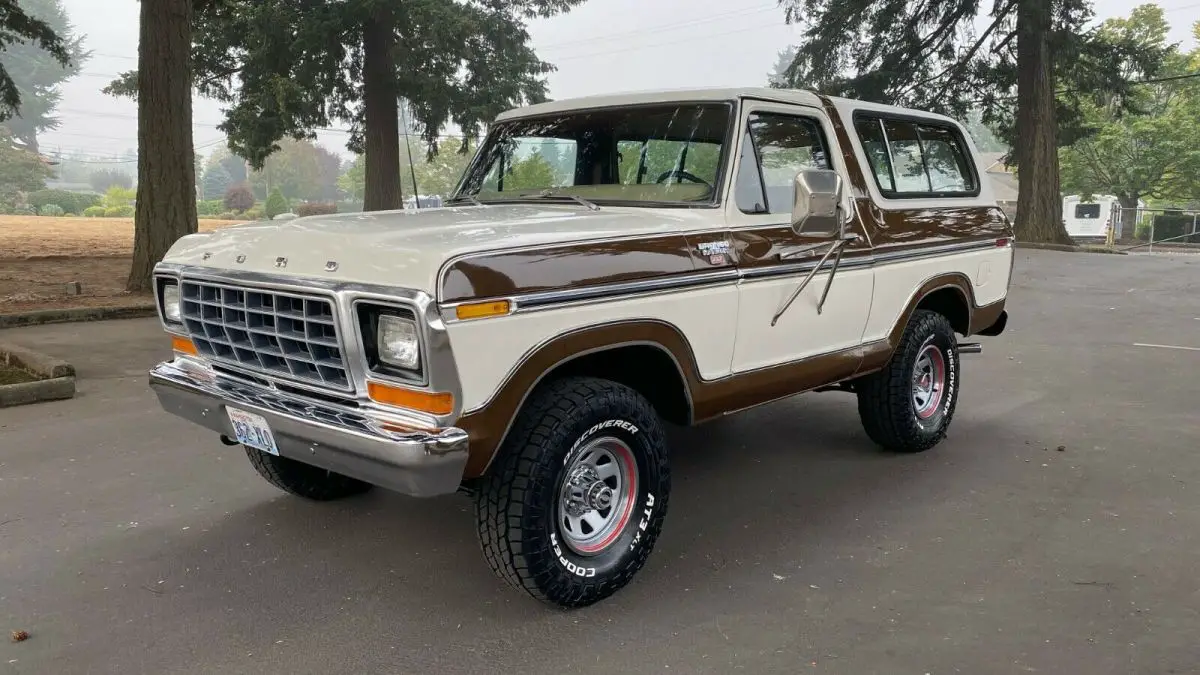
[163,203,717,297]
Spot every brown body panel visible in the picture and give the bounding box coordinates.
[441,234,702,303]
[457,282,1005,478]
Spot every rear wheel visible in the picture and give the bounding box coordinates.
[244,447,373,501]
[856,309,960,453]
[475,376,670,608]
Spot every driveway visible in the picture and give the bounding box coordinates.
[2,250,1199,674]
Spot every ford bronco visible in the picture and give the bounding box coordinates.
[149,87,1013,608]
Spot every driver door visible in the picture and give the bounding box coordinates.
[727,101,874,374]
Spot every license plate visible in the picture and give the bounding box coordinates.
[227,407,280,456]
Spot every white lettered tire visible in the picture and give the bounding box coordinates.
[474,376,671,608]
[856,309,960,452]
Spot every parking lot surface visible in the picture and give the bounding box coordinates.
[2,249,1199,674]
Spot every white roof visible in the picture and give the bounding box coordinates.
[495,87,962,126]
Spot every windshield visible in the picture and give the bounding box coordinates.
[454,102,732,206]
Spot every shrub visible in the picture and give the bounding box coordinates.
[83,206,106,217]
[196,199,225,217]
[38,204,65,217]
[295,202,338,218]
[65,213,76,217]
[104,206,135,218]
[103,185,137,209]
[28,189,101,215]
[216,211,239,220]
[244,206,265,220]
[264,187,289,219]
[224,183,255,213]
[11,205,35,216]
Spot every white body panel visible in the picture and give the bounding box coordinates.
[447,285,740,412]
[862,247,1012,342]
[731,268,874,371]
[161,204,719,294]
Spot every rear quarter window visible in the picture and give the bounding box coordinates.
[851,113,980,199]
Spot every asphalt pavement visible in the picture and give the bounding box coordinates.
[2,249,1199,675]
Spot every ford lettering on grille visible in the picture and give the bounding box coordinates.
[179,280,352,391]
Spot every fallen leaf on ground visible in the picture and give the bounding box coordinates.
[11,630,29,643]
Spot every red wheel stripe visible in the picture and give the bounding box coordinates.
[577,443,638,554]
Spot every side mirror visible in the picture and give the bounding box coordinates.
[791,169,845,236]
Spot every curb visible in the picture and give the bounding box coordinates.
[1015,242,1128,255]
[0,304,156,330]
[0,341,77,407]
[0,376,75,407]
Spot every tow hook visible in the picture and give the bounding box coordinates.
[958,342,983,355]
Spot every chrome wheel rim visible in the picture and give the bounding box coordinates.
[912,343,946,420]
[557,436,639,556]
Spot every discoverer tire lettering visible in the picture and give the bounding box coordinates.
[856,309,961,453]
[475,376,671,609]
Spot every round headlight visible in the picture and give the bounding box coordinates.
[162,283,182,323]
[377,314,420,370]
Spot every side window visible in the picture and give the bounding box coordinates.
[853,118,895,192]
[917,124,975,193]
[853,114,979,198]
[882,119,931,193]
[1075,203,1101,219]
[734,112,831,215]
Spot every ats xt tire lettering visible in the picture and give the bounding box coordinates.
[629,492,656,551]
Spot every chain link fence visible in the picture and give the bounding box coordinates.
[1108,205,1200,252]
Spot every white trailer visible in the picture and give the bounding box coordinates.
[1062,195,1118,239]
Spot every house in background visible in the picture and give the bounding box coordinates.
[978,152,1018,221]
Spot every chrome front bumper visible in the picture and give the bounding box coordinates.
[148,360,469,497]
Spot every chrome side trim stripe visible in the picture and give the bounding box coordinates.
[445,237,1004,317]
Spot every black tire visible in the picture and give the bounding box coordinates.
[475,376,670,608]
[244,447,373,501]
[856,309,960,453]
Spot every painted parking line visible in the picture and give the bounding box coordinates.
[1133,343,1200,352]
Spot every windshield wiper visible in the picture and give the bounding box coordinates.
[445,195,482,206]
[519,189,601,211]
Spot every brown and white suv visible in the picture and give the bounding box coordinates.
[149,87,1014,608]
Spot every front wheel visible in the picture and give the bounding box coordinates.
[244,447,373,501]
[475,376,670,608]
[856,309,960,453]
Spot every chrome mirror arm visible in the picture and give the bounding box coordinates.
[770,233,860,327]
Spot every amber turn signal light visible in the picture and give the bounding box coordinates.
[367,381,454,416]
[171,335,198,355]
[455,300,512,321]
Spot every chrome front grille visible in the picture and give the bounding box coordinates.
[179,279,352,391]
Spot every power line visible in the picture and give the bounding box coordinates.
[1163,1,1200,13]
[536,4,781,51]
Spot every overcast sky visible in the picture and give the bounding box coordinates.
[44,0,1200,165]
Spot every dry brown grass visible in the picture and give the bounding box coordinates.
[0,215,242,258]
[0,216,245,314]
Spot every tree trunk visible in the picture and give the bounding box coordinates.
[127,0,198,293]
[1117,193,1140,241]
[362,8,402,212]
[1012,0,1072,245]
